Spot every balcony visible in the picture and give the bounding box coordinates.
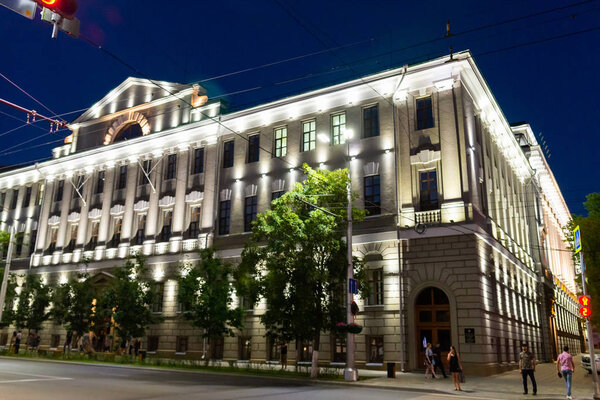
[415,209,441,225]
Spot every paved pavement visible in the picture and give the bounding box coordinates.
[0,356,597,399]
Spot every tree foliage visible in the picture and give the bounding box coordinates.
[50,273,96,339]
[0,272,18,328]
[236,165,367,377]
[14,274,51,332]
[177,248,243,344]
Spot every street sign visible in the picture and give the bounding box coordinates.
[574,225,582,253]
[0,0,37,19]
[579,295,591,307]
[348,278,358,295]
[579,306,591,318]
[40,6,79,38]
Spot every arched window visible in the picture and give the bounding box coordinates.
[114,122,143,142]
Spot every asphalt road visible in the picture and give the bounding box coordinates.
[0,358,463,400]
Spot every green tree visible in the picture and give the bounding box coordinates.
[0,272,18,328]
[102,255,160,345]
[14,274,51,336]
[236,165,367,377]
[177,248,243,356]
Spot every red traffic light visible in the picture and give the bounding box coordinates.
[579,295,591,307]
[36,0,78,19]
[579,306,592,318]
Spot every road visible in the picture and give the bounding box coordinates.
[0,358,470,400]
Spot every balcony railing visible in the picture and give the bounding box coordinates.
[415,209,441,225]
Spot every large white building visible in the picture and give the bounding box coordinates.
[0,51,582,374]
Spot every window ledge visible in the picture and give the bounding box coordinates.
[147,351,157,355]
[329,362,346,366]
[174,352,186,355]
[365,363,384,367]
[266,361,280,364]
[237,360,250,363]
[363,304,384,309]
[296,362,312,365]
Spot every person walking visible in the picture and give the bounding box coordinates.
[519,343,537,395]
[280,343,288,370]
[63,331,72,354]
[433,343,447,378]
[557,345,575,400]
[447,345,463,391]
[424,343,438,379]
[14,330,21,354]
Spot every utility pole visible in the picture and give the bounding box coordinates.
[0,225,16,324]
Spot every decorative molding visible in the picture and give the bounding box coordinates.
[67,211,81,222]
[220,188,232,201]
[272,179,285,192]
[104,111,151,145]
[88,208,102,220]
[48,215,60,226]
[363,161,380,176]
[133,200,149,212]
[185,191,204,204]
[434,77,455,92]
[410,149,441,165]
[158,195,175,208]
[110,204,125,215]
[244,184,258,197]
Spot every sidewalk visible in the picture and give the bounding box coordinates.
[353,355,597,399]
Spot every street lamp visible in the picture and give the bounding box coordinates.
[317,129,358,381]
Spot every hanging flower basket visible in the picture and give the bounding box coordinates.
[346,323,363,334]
[335,322,347,333]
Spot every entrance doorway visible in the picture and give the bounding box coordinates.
[416,287,451,369]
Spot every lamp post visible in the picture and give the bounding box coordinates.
[318,129,358,381]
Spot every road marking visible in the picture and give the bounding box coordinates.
[0,370,73,383]
[0,378,72,384]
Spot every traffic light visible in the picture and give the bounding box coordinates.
[35,0,77,19]
[579,295,592,318]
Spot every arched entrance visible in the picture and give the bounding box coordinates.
[415,287,451,367]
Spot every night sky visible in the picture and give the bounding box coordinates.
[0,0,598,215]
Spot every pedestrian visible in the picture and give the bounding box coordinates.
[134,338,140,357]
[9,331,16,352]
[280,343,288,370]
[424,343,437,379]
[519,342,537,395]
[447,345,463,391]
[27,332,34,351]
[557,345,575,400]
[433,343,447,378]
[14,330,21,354]
[63,331,72,354]
[33,333,41,350]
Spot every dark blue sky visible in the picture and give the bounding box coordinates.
[0,0,598,215]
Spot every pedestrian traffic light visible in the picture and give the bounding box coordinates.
[35,0,77,19]
[580,306,591,318]
[578,295,592,318]
[579,295,591,307]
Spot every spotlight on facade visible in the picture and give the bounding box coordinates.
[317,133,330,144]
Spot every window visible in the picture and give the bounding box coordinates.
[247,134,260,163]
[73,175,84,199]
[298,341,312,362]
[267,338,281,361]
[175,336,188,354]
[47,227,58,254]
[23,186,32,208]
[367,336,384,363]
[239,337,251,360]
[96,171,105,194]
[110,218,121,248]
[152,283,164,313]
[274,127,287,157]
[302,120,316,151]
[223,140,234,168]
[416,96,434,130]
[210,337,224,359]
[15,232,24,256]
[51,334,61,349]
[66,224,77,252]
[244,196,257,232]
[331,112,346,145]
[10,189,19,209]
[158,211,172,242]
[271,191,284,202]
[363,105,379,138]
[419,170,439,210]
[333,335,346,363]
[139,160,151,185]
[364,175,381,215]
[134,214,146,245]
[117,165,127,190]
[188,206,201,238]
[28,230,37,255]
[37,184,44,205]
[219,200,231,235]
[192,148,204,174]
[367,269,384,305]
[166,154,177,180]
[0,192,4,208]
[55,180,64,202]
[88,222,99,250]
[147,336,159,353]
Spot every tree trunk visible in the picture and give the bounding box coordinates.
[310,333,320,378]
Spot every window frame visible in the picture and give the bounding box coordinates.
[158,210,173,243]
[364,175,381,215]
[416,96,434,130]
[139,160,152,186]
[239,336,252,361]
[192,147,204,174]
[367,268,384,305]
[244,195,258,232]
[362,104,379,138]
[331,112,346,145]
[10,189,19,209]
[419,169,439,211]
[367,335,384,364]
[96,171,105,194]
[301,119,316,152]
[219,200,231,235]
[23,186,32,208]
[175,336,188,354]
[117,165,128,190]
[247,134,260,163]
[223,140,234,168]
[152,282,164,313]
[55,180,64,202]
[166,154,177,180]
[273,126,288,158]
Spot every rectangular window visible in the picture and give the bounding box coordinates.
[36,184,44,205]
[368,269,384,305]
[117,165,127,190]
[331,112,346,145]
[219,200,231,235]
[416,97,434,130]
[73,175,84,199]
[89,221,99,249]
[367,336,384,363]
[47,227,58,254]
[267,338,281,362]
[274,127,287,157]
[419,170,439,211]
[176,336,188,354]
[139,160,151,185]
[28,230,37,255]
[364,175,381,215]
[0,192,5,208]
[10,189,19,209]
[110,218,122,247]
[66,224,77,252]
[223,140,234,168]
[152,283,164,313]
[134,214,146,245]
[55,180,64,202]
[159,211,172,242]
[188,206,201,238]
[192,148,204,174]
[239,337,251,360]
[271,191,284,202]
[247,134,260,163]
[210,337,224,359]
[51,334,60,349]
[298,341,312,362]
[333,335,346,363]
[363,105,379,138]
[302,120,316,152]
[166,154,177,180]
[15,232,24,256]
[23,186,32,208]
[96,171,105,194]
[147,336,159,353]
[244,196,257,232]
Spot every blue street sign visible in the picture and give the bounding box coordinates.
[574,225,582,254]
[348,278,358,294]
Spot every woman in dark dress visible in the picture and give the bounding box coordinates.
[447,345,463,391]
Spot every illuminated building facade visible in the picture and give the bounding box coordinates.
[0,51,582,374]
